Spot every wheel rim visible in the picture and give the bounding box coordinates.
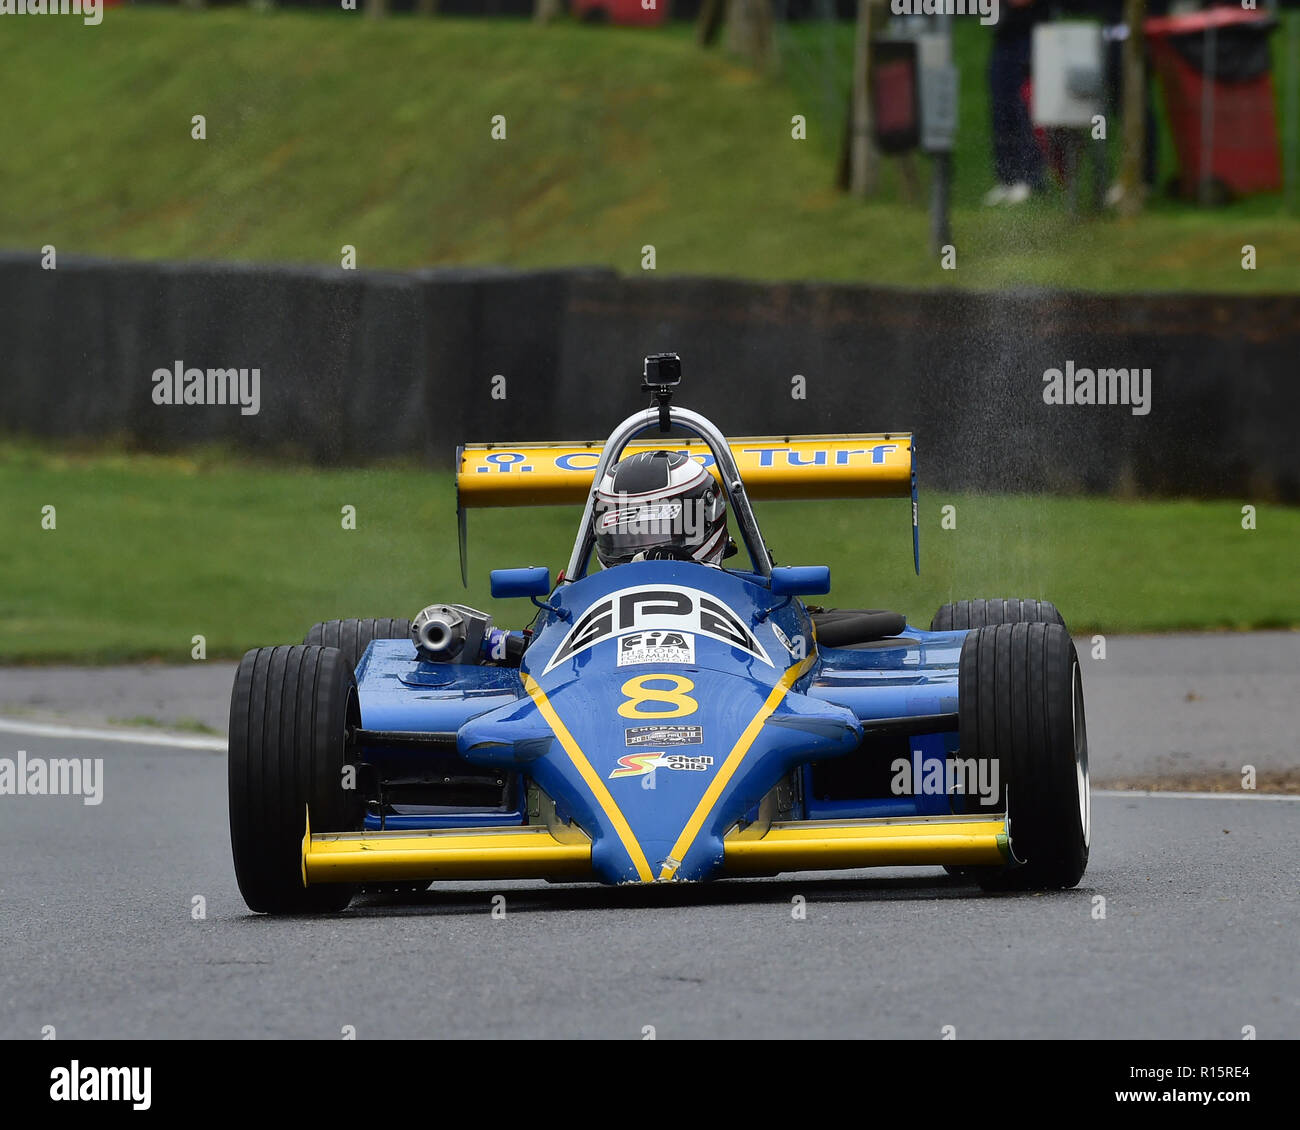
[1072,661,1090,849]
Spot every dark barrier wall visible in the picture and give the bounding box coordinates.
[2,253,1297,499]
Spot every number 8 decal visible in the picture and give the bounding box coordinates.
[618,674,698,719]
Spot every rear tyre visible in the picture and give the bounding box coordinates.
[930,598,1064,632]
[958,623,1089,891]
[228,645,363,914]
[303,618,411,672]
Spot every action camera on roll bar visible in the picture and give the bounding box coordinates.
[642,352,681,389]
[642,353,681,431]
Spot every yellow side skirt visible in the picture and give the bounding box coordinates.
[722,816,1010,876]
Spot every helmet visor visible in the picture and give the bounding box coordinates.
[595,499,699,563]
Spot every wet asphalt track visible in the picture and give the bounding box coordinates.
[0,727,1295,1040]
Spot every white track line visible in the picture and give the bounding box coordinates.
[0,718,226,751]
[1095,788,1300,803]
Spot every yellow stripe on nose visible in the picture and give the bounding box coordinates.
[658,654,819,881]
[522,672,655,883]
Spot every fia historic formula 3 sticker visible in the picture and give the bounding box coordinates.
[616,630,696,667]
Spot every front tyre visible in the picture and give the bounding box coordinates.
[959,622,1089,891]
[932,597,1067,879]
[228,645,363,914]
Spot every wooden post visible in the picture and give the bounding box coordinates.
[847,0,880,197]
[697,0,725,47]
[1117,0,1147,216]
[724,0,775,71]
[535,0,563,23]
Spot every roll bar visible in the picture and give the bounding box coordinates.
[562,405,773,583]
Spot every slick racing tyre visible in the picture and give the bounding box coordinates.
[303,617,411,672]
[932,598,1068,879]
[957,623,1090,891]
[930,598,1065,631]
[228,645,363,914]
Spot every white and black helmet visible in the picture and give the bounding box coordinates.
[593,450,728,567]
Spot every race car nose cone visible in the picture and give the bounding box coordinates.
[641,842,682,880]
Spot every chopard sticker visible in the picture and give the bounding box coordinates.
[624,724,704,747]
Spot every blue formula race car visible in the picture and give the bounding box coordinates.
[228,355,1090,913]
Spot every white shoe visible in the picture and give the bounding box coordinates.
[983,184,1010,206]
[1003,181,1032,205]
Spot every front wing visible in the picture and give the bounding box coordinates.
[301,811,1010,885]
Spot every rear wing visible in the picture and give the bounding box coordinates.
[458,434,914,504]
[455,434,919,581]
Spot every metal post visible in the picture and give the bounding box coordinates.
[931,152,952,256]
[1091,125,1107,212]
[1287,11,1299,213]
[1199,24,1217,205]
[928,14,953,257]
[1065,132,1080,217]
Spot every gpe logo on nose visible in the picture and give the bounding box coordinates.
[543,584,771,673]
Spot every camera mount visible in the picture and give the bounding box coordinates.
[641,353,681,433]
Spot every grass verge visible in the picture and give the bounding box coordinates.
[1,443,1294,662]
[1,10,1297,291]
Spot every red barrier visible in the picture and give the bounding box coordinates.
[1146,8,1281,198]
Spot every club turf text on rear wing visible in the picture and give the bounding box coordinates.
[455,434,920,580]
[457,434,914,506]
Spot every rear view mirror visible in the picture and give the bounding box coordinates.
[770,566,831,597]
[490,567,551,599]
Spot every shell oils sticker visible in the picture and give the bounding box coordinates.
[608,752,716,779]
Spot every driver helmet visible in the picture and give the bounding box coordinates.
[593,450,728,567]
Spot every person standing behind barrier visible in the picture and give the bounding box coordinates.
[1056,0,1166,204]
[986,0,1050,205]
